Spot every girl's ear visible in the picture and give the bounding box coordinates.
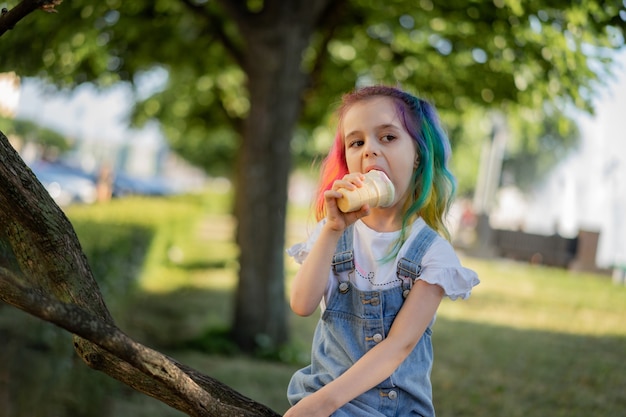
[414,155,420,169]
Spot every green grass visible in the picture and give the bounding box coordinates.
[444,258,626,336]
[54,190,626,415]
[432,257,626,416]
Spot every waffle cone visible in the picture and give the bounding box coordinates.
[337,170,395,213]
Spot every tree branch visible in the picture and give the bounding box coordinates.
[0,267,212,416]
[0,0,63,37]
[0,265,280,416]
[307,0,349,90]
[213,0,249,31]
[0,130,280,416]
[178,0,247,69]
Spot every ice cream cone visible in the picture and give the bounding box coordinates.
[337,170,395,213]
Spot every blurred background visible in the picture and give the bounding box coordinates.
[3,51,626,271]
[1,1,625,416]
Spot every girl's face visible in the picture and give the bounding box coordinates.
[342,96,417,207]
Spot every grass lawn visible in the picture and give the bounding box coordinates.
[63,190,626,417]
[432,257,626,416]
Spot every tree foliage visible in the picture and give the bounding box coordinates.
[2,1,624,188]
[294,0,625,190]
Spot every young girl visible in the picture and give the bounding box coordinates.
[284,86,479,417]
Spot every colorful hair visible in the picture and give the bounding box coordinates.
[314,85,457,244]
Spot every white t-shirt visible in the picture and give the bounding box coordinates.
[287,218,479,310]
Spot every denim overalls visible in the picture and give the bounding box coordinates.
[288,224,438,417]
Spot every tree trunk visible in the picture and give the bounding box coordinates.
[226,0,332,351]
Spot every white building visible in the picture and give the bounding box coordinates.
[490,51,626,272]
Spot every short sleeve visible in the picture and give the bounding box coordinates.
[286,220,325,264]
[418,237,480,300]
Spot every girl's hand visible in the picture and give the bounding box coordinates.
[283,394,334,417]
[324,172,370,232]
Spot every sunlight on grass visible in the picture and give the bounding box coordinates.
[439,256,626,337]
[70,191,238,294]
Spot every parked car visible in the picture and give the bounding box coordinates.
[111,171,177,197]
[29,160,97,206]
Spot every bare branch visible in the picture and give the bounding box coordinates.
[0,266,280,416]
[0,267,212,416]
[0,0,63,37]
[0,130,280,415]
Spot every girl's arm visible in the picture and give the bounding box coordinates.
[290,174,369,317]
[289,221,343,316]
[284,279,444,417]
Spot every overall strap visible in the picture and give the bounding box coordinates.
[331,224,354,274]
[396,225,438,281]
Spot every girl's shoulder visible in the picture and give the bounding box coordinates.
[402,219,480,300]
[401,218,455,259]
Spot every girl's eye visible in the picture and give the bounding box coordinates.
[349,139,364,148]
[381,134,396,142]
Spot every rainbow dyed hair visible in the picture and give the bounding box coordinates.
[314,85,456,242]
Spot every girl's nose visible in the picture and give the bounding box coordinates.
[363,138,379,158]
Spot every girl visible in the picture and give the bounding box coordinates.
[284,86,479,417]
